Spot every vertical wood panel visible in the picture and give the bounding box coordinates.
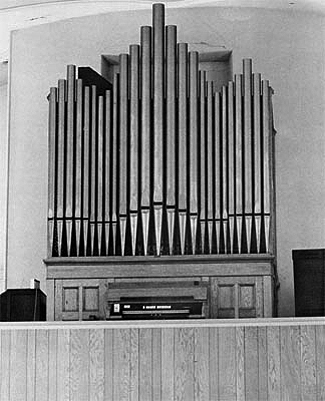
[70,329,89,401]
[194,327,209,401]
[139,328,153,400]
[57,329,70,401]
[10,330,27,401]
[300,325,316,400]
[48,330,58,401]
[209,327,219,400]
[161,328,174,401]
[236,326,246,401]
[152,328,162,401]
[244,327,259,400]
[257,326,268,401]
[26,329,36,401]
[104,329,114,401]
[267,326,281,401]
[113,329,130,401]
[280,325,301,400]
[175,328,194,401]
[130,328,139,401]
[219,327,236,400]
[35,330,49,401]
[1,331,10,401]
[316,325,325,400]
[89,329,105,401]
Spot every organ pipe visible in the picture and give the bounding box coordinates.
[235,74,243,253]
[130,44,140,256]
[140,26,151,256]
[105,90,111,255]
[47,87,56,256]
[47,3,276,258]
[243,59,253,252]
[166,25,177,255]
[189,51,199,255]
[199,71,206,253]
[75,79,83,255]
[83,86,90,255]
[178,42,188,255]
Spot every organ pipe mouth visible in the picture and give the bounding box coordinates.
[47,3,275,258]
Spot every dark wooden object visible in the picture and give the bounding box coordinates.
[0,289,46,321]
[293,249,325,316]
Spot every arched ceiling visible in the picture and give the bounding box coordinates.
[0,0,324,84]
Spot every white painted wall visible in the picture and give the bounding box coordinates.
[7,6,325,316]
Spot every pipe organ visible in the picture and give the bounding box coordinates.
[45,3,277,320]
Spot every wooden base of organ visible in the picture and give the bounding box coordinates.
[45,3,278,320]
[44,254,276,320]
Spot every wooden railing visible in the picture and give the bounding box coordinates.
[1,318,323,400]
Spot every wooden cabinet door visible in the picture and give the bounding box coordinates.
[210,276,264,318]
[55,279,107,321]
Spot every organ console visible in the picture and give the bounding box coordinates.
[44,3,278,320]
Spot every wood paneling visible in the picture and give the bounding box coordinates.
[1,319,325,400]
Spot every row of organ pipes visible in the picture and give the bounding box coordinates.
[47,3,275,258]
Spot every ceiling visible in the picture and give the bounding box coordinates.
[0,0,325,85]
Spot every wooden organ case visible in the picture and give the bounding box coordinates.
[44,3,278,321]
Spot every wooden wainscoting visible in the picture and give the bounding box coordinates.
[0,318,324,400]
